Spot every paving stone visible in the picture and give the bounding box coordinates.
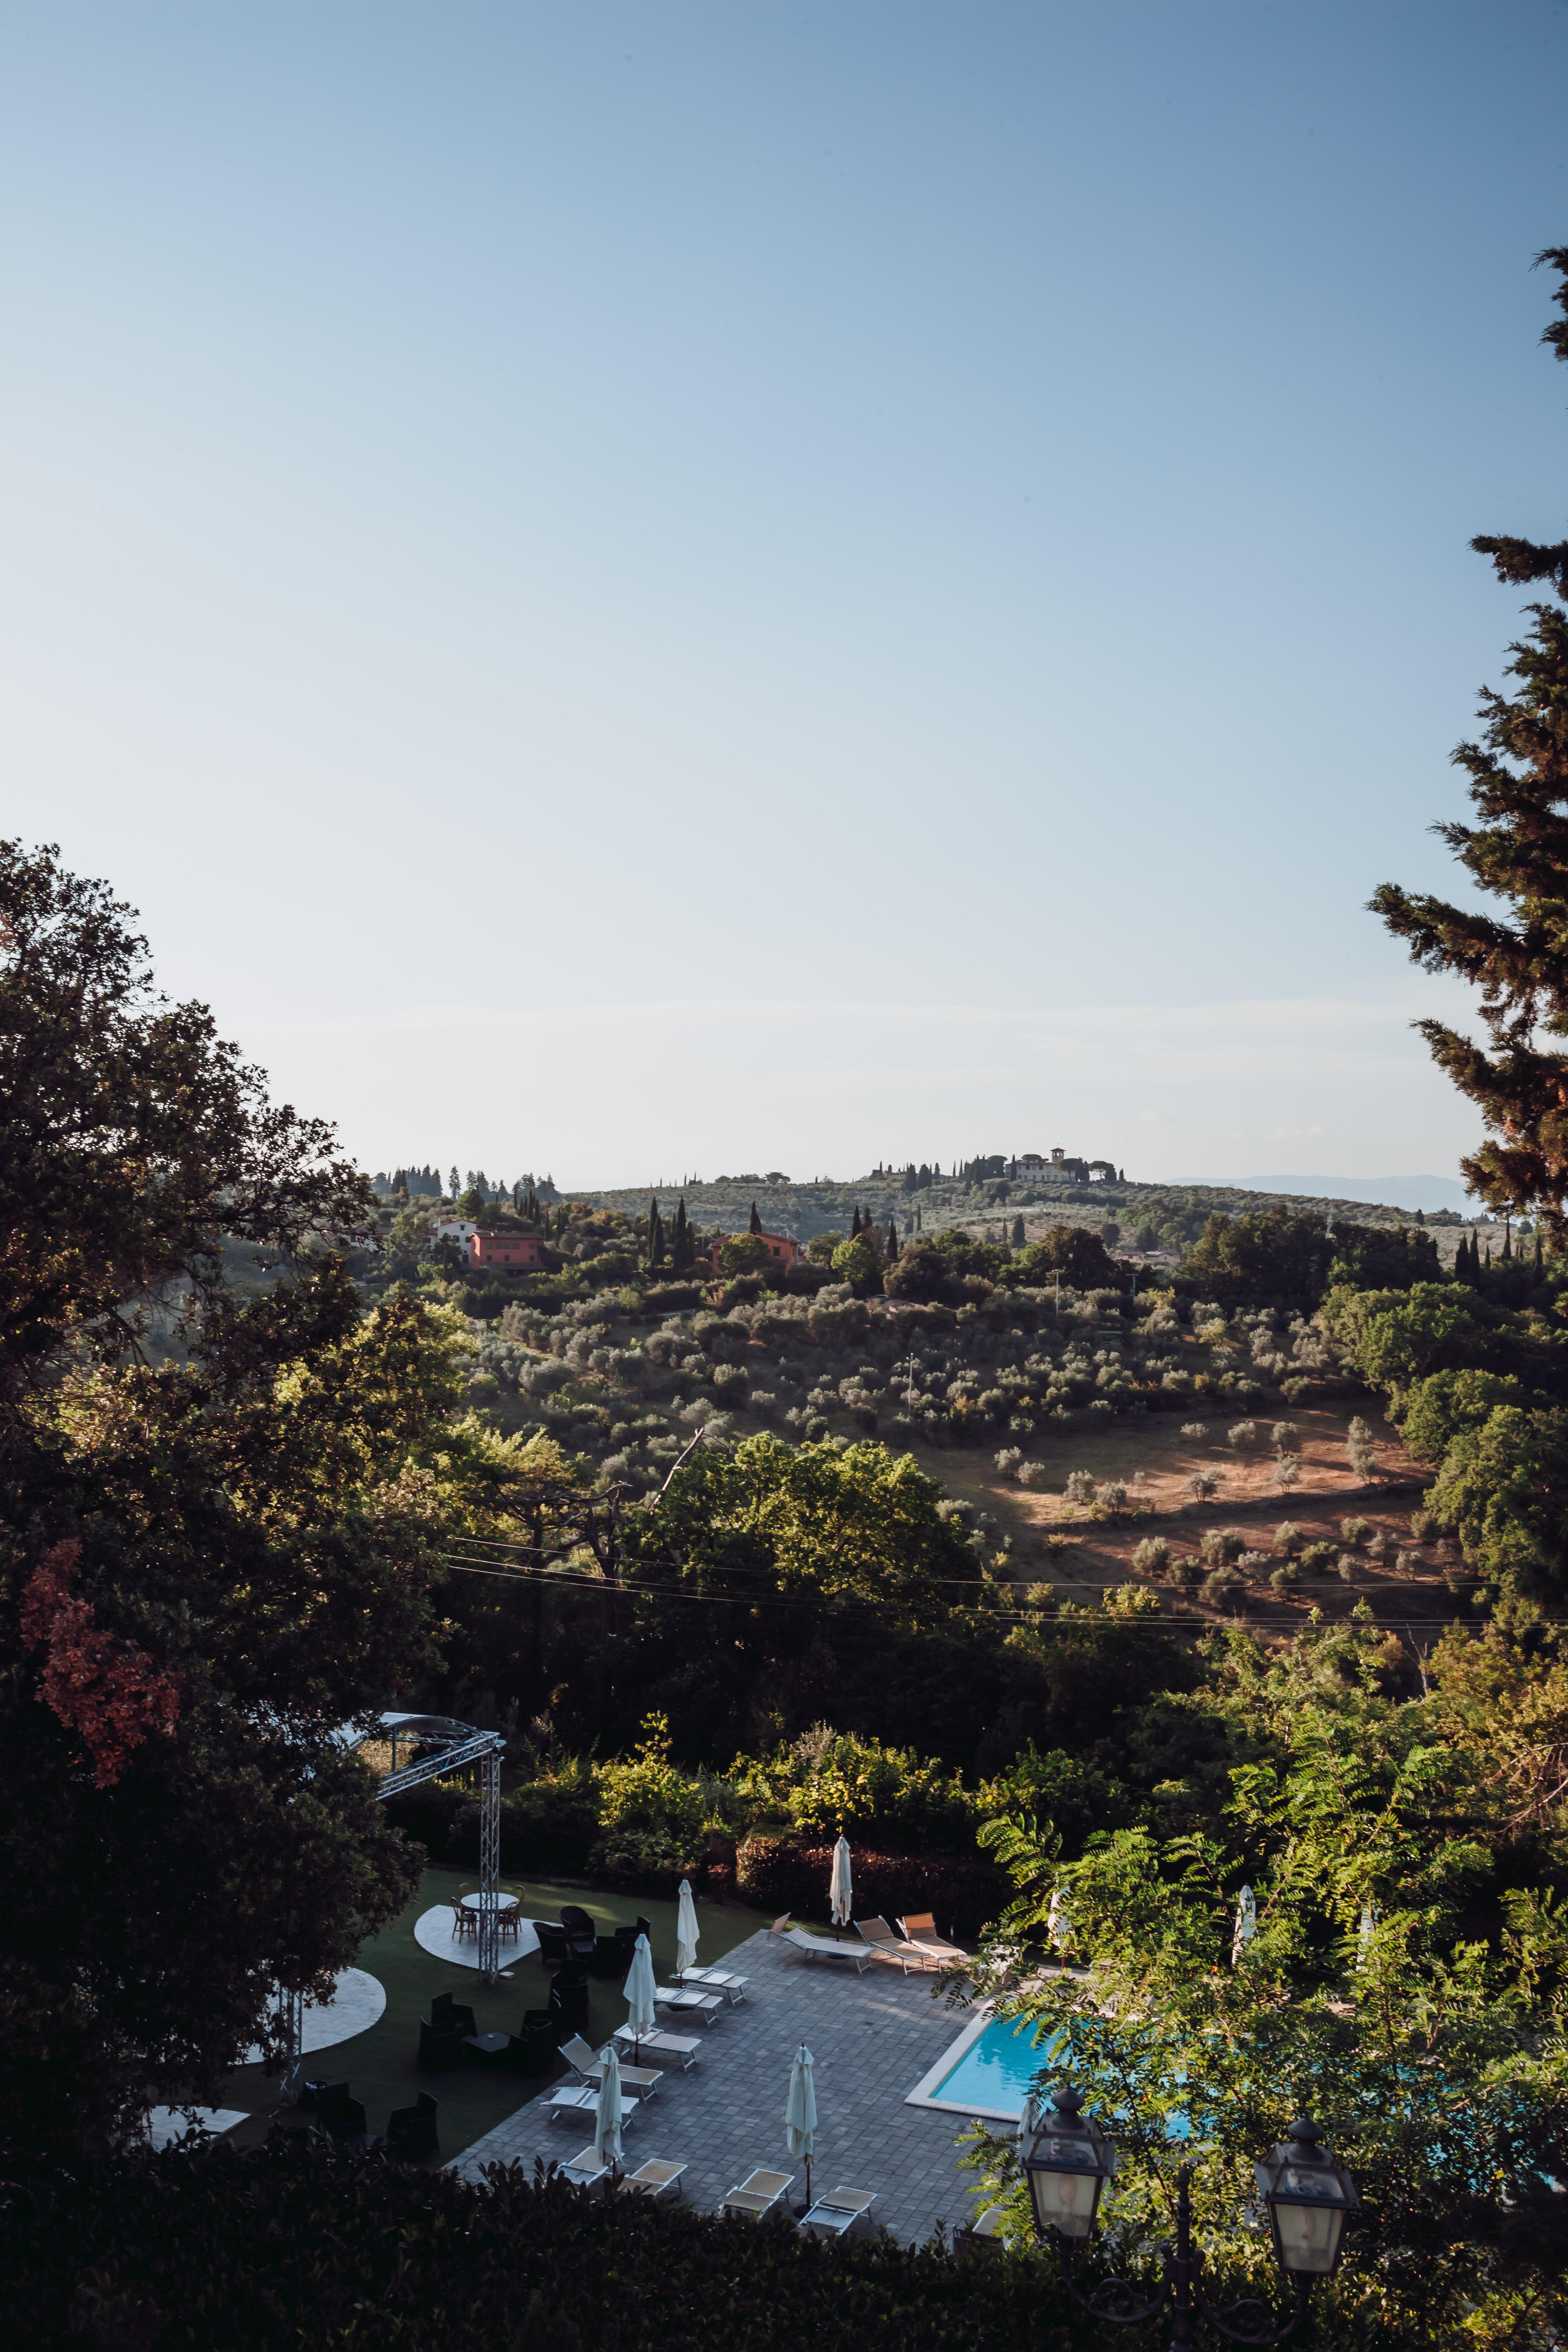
[447,1929,985,2241]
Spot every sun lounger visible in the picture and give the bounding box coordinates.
[855,1916,937,1972]
[768,1916,872,1972]
[558,2036,663,2098]
[612,2025,701,2070]
[897,1912,968,1962]
[677,1965,748,2004]
[545,2084,642,2125]
[654,1985,723,2022]
[616,2157,688,2200]
[557,2144,610,2193]
[720,2166,794,2219]
[801,2187,877,2240]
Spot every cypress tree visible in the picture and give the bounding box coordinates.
[1536,1230,1545,1276]
[1374,248,1568,1241]
[749,1201,763,1235]
[887,1217,899,1259]
[1011,1214,1026,1249]
[850,1206,862,1238]
[1503,1220,1514,1261]
[671,1198,691,1272]
[647,1198,665,1269]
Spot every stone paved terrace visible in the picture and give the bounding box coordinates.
[449,1928,985,2243]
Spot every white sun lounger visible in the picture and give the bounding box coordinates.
[557,2145,610,2193]
[677,1965,748,2004]
[768,1916,872,1972]
[655,1985,724,2022]
[616,2157,688,2200]
[558,2035,663,2098]
[801,2187,877,2240]
[855,1916,937,1973]
[721,2166,794,2219]
[546,2084,642,2125]
[897,1912,969,1963]
[613,2024,701,2070]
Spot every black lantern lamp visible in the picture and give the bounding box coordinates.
[1021,2085,1118,2240]
[1254,2119,1360,2278]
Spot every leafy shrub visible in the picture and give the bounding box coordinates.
[1227,1421,1259,1449]
[1394,1550,1421,1577]
[1340,1516,1372,1545]
[1300,1541,1337,1573]
[735,1833,1006,1940]
[1093,1479,1129,1515]
[1184,1469,1221,1500]
[1199,1528,1245,1567]
[1180,1422,1209,1441]
[1201,1566,1246,1609]
[5,2141,1091,2350]
[1273,1522,1305,1554]
[1171,1553,1203,1588]
[1338,1555,1358,1581]
[1271,1420,1300,1452]
[1063,1469,1096,1503]
[1236,1551,1273,1581]
[1410,1509,1434,1539]
[732,1729,978,1853]
[1271,1455,1301,1490]
[1270,1563,1301,1594]
[1131,1536,1171,1576]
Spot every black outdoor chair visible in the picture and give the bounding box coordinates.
[514,2009,559,2076]
[431,1992,477,2034]
[535,1920,567,1967]
[548,1961,591,2036]
[589,1933,623,1979]
[317,2091,368,2143]
[300,2079,351,2114]
[418,2019,467,2072]
[386,2092,439,2161]
[558,1905,598,1963]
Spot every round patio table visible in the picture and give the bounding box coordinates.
[460,1892,516,1914]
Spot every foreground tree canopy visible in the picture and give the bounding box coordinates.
[0,844,498,2160]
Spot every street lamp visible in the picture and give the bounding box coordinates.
[1020,2086,1359,2347]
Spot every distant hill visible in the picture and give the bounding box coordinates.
[1184,1174,1478,1216]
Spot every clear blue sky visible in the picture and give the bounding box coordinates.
[8,1,1568,1188]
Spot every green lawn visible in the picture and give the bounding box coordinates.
[215,1868,769,2164]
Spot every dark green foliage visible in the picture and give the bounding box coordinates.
[1176,1205,1437,1310]
[1374,250,1568,1241]
[1006,1226,1123,1292]
[3,2143,1097,2352]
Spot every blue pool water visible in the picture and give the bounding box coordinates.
[933,2017,1063,2114]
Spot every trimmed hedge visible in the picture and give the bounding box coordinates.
[382,1780,601,1877]
[736,1834,1008,1942]
[3,2141,1105,2352]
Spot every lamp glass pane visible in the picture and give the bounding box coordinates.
[1272,2195,1342,2275]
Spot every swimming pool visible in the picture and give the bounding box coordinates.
[905,2011,1063,2121]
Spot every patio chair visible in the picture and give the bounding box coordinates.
[557,2144,610,2193]
[617,2158,687,2200]
[560,2038,665,2099]
[385,2092,438,2162]
[954,2205,1008,2257]
[720,2167,794,2219]
[430,1992,477,2035]
[767,1917,872,1973]
[418,2019,467,2072]
[897,1912,968,1962]
[535,1920,568,1966]
[449,1895,477,1942]
[612,2025,701,2071]
[801,2187,877,2240]
[299,2078,350,2113]
[558,1904,599,1963]
[854,1917,935,1973]
[497,1894,524,1945]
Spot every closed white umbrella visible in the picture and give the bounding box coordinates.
[786,2041,817,2210]
[829,1836,853,1931]
[676,1877,700,1978]
[593,2040,624,2171]
[623,1930,657,2056]
[1231,1884,1257,1965]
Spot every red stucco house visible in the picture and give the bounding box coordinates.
[469,1230,547,1271]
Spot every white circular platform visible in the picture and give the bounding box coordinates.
[413,1905,540,1969]
[243,1966,387,2064]
[147,2105,248,2150]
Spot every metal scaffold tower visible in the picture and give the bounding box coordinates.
[374,1714,508,1984]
